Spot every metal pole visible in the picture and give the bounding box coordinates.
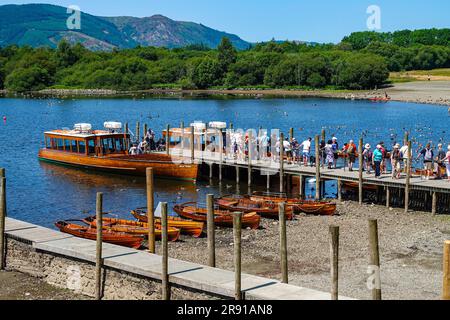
[161,202,170,300]
[95,192,103,300]
[233,212,242,300]
[329,225,339,300]
[280,133,285,193]
[207,194,216,268]
[279,203,288,284]
[166,124,170,156]
[146,168,155,254]
[191,126,195,163]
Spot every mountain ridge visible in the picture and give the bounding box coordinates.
[0,3,250,50]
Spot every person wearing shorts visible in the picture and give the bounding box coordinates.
[300,138,312,167]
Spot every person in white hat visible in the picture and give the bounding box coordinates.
[362,143,373,174]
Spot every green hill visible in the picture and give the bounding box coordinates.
[0,3,250,50]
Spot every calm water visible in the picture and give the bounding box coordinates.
[0,96,449,228]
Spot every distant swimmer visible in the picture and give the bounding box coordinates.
[2,116,6,123]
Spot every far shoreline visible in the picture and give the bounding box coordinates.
[1,81,449,107]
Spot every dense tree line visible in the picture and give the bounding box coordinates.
[0,29,449,93]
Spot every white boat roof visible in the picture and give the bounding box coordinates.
[45,129,125,139]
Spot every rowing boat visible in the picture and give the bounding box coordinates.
[130,209,204,238]
[55,221,144,249]
[250,192,337,216]
[215,196,294,220]
[173,202,261,229]
[82,217,181,241]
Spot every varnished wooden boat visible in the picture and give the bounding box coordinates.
[173,202,261,229]
[250,192,337,216]
[215,196,294,220]
[82,217,181,241]
[55,221,143,249]
[38,127,198,181]
[130,208,204,238]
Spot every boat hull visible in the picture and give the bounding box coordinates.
[216,197,294,220]
[39,149,198,181]
[173,203,261,230]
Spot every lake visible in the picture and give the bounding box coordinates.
[0,95,448,228]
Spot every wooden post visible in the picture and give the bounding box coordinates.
[386,187,390,208]
[315,135,321,200]
[299,175,304,199]
[209,164,214,180]
[329,225,339,300]
[280,133,285,193]
[190,126,195,163]
[166,124,170,155]
[236,166,240,184]
[337,178,342,202]
[279,203,288,284]
[248,130,252,187]
[161,202,170,300]
[404,132,409,146]
[0,173,6,271]
[432,192,438,215]
[443,240,450,300]
[321,129,326,142]
[266,172,270,191]
[369,219,382,300]
[233,212,242,300]
[180,121,185,156]
[146,168,155,254]
[136,122,140,143]
[207,194,216,268]
[289,128,294,142]
[124,123,129,151]
[219,129,223,181]
[230,123,233,130]
[405,141,412,213]
[358,138,364,205]
[144,124,148,138]
[95,192,103,301]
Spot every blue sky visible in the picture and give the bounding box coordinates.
[1,0,449,43]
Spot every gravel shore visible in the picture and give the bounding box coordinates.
[156,201,450,300]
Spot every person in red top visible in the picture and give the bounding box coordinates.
[343,140,357,171]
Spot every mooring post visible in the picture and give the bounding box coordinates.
[219,129,224,182]
[280,133,285,193]
[405,141,412,213]
[144,124,148,138]
[266,171,270,191]
[146,168,155,254]
[299,175,304,199]
[279,203,288,284]
[166,124,170,156]
[289,128,294,142]
[180,121,185,156]
[233,212,242,300]
[404,132,409,146]
[369,219,382,300]
[329,225,339,300]
[95,192,103,301]
[248,130,252,187]
[358,138,364,205]
[0,171,6,271]
[337,178,342,202]
[386,187,390,208]
[321,129,326,142]
[190,126,195,163]
[315,135,321,200]
[161,202,170,300]
[136,122,140,144]
[432,192,438,215]
[124,122,129,151]
[443,240,450,300]
[236,166,240,184]
[207,194,216,268]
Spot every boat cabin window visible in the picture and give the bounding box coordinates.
[87,139,96,155]
[101,137,126,154]
[78,141,86,154]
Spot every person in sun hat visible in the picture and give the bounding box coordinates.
[362,143,373,174]
[373,145,383,178]
[391,143,402,179]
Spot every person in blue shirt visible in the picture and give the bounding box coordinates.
[373,145,384,178]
